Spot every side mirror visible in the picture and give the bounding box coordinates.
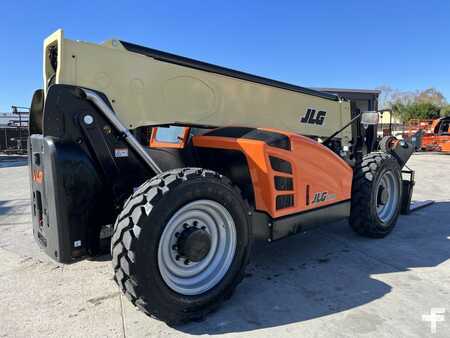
[361,111,379,125]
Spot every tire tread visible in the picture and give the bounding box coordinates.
[349,152,401,238]
[111,167,251,324]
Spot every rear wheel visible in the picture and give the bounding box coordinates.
[111,168,252,324]
[350,152,402,238]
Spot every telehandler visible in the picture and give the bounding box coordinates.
[29,30,415,324]
[403,117,450,152]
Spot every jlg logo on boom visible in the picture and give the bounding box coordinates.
[300,108,327,125]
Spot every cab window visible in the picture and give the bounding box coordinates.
[155,126,185,143]
[150,126,190,148]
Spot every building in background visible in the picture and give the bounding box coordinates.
[379,109,402,124]
[316,87,405,137]
[0,109,29,153]
[315,87,380,112]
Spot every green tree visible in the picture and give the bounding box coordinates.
[415,88,446,107]
[409,102,441,120]
[440,105,450,117]
[380,87,448,122]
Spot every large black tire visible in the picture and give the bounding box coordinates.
[111,168,252,324]
[349,152,402,238]
[378,135,396,152]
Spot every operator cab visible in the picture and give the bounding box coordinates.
[435,117,450,135]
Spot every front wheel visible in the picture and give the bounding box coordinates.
[349,152,402,238]
[111,168,252,324]
[378,135,396,152]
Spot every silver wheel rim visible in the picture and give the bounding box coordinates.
[375,170,399,224]
[157,199,237,295]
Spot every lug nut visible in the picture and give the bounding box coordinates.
[175,255,180,261]
[193,221,198,227]
[184,259,190,265]
[201,226,206,230]
[172,245,178,250]
[183,223,189,229]
[175,232,180,237]
[103,125,112,134]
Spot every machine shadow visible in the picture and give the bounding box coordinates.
[0,156,28,169]
[0,198,31,217]
[177,201,450,335]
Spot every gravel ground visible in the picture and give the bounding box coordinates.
[0,153,449,337]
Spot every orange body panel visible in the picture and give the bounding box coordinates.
[193,129,353,218]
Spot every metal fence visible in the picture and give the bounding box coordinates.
[0,127,29,153]
[0,107,29,154]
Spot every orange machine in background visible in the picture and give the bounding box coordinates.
[404,117,450,153]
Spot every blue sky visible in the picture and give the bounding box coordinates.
[1,0,449,112]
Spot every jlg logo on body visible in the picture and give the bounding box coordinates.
[312,191,336,204]
[312,192,328,204]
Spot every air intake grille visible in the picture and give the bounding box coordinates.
[274,176,293,191]
[276,195,294,210]
[269,156,292,174]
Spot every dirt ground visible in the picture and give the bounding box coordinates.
[0,153,449,337]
